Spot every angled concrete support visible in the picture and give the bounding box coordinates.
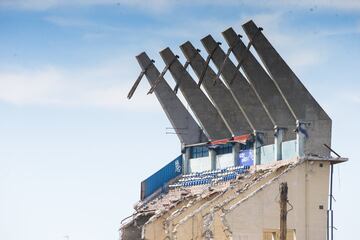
[201,35,274,145]
[242,20,331,156]
[180,41,252,136]
[222,28,296,142]
[159,48,232,141]
[137,52,208,145]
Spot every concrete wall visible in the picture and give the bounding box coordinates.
[216,153,234,169]
[121,214,153,240]
[225,160,330,240]
[140,159,331,240]
[142,162,288,239]
[189,156,212,173]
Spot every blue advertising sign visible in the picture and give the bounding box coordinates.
[238,149,254,167]
[141,155,183,200]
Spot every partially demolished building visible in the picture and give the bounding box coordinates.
[121,20,347,240]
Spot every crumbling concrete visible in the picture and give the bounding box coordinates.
[121,157,347,240]
[120,213,154,240]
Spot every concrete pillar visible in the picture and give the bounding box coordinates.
[210,149,217,170]
[160,47,232,141]
[183,147,191,174]
[222,28,296,142]
[201,35,274,145]
[253,132,264,165]
[137,52,208,145]
[274,127,285,160]
[180,41,252,136]
[242,20,331,157]
[232,142,240,166]
[296,121,307,158]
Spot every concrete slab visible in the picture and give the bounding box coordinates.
[201,35,274,144]
[159,48,232,141]
[137,52,208,145]
[242,20,331,156]
[180,41,252,136]
[222,27,296,142]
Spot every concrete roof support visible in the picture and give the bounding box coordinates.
[242,20,331,156]
[180,41,253,136]
[160,48,232,141]
[201,35,274,144]
[137,52,208,145]
[222,27,296,142]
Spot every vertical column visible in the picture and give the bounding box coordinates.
[275,127,285,160]
[253,132,264,165]
[232,142,240,166]
[296,121,307,158]
[210,149,217,171]
[182,147,191,174]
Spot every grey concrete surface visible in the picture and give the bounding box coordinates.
[201,35,274,145]
[222,27,297,142]
[242,20,331,156]
[159,47,232,141]
[180,41,252,137]
[120,214,153,240]
[136,52,208,145]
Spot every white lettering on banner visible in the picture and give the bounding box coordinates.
[175,160,182,173]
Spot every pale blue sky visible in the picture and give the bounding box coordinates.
[0,1,359,240]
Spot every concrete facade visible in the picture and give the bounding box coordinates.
[160,47,232,141]
[180,41,253,136]
[138,159,333,240]
[242,20,331,157]
[137,52,208,145]
[225,160,329,240]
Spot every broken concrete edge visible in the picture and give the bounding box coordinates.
[133,157,296,224]
[171,165,282,236]
[120,211,155,230]
[119,155,347,238]
[206,162,301,239]
[147,163,286,237]
[217,156,348,238]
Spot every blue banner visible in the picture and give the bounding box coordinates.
[141,155,183,200]
[238,149,254,167]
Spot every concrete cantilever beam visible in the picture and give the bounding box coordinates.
[180,41,252,136]
[201,35,274,144]
[137,52,208,145]
[159,47,232,141]
[222,27,296,141]
[242,20,331,156]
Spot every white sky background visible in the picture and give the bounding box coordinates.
[0,1,359,240]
